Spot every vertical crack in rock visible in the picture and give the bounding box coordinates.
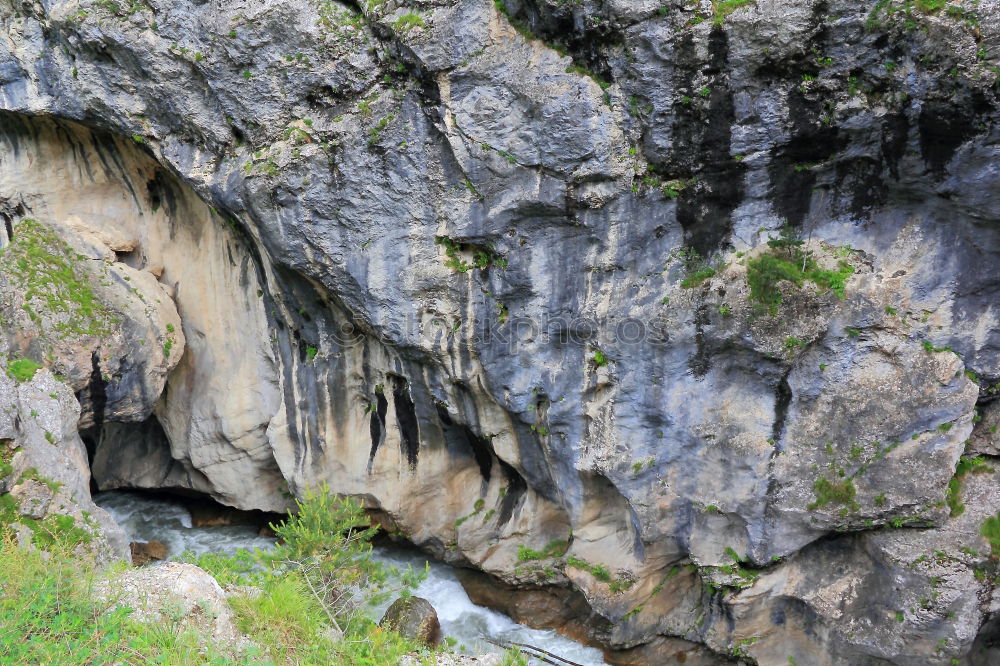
[392,376,420,469]
[497,459,528,527]
[771,369,793,452]
[79,352,108,463]
[436,405,493,485]
[689,302,711,378]
[367,390,388,473]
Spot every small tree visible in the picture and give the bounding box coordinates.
[766,224,804,260]
[260,483,426,635]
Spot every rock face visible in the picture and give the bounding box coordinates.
[1,0,999,662]
[380,596,442,647]
[0,363,128,562]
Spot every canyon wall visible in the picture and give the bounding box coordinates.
[2,0,1000,663]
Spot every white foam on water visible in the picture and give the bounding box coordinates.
[95,491,608,665]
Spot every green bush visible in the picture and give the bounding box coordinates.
[197,484,429,662]
[746,240,854,314]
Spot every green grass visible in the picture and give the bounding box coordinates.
[712,0,754,24]
[0,536,236,664]
[1,492,93,550]
[391,12,425,31]
[18,467,63,493]
[566,556,612,582]
[565,64,611,91]
[867,0,970,30]
[982,513,1000,557]
[517,540,569,562]
[6,359,42,382]
[922,340,955,354]
[681,266,717,288]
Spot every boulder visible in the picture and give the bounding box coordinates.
[380,596,441,647]
[99,562,238,644]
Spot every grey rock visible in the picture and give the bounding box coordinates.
[98,561,240,644]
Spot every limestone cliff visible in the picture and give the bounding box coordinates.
[1,0,1000,663]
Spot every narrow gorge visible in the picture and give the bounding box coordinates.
[2,0,1000,664]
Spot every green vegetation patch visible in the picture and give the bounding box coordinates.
[0,481,477,664]
[0,491,92,549]
[435,236,507,273]
[681,267,717,289]
[391,12,425,32]
[6,359,42,383]
[808,477,858,511]
[0,218,114,338]
[713,0,754,24]
[982,512,1000,557]
[566,555,612,582]
[867,0,978,30]
[672,247,722,289]
[946,455,993,517]
[517,540,569,562]
[747,227,854,314]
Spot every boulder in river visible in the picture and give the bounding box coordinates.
[130,540,168,566]
[380,596,441,647]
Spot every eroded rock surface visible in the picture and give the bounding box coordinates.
[1,0,1000,662]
